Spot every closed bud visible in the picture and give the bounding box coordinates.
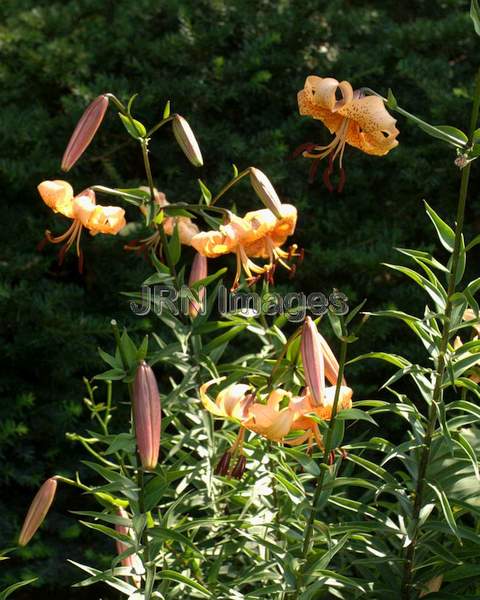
[115,508,142,588]
[300,317,325,407]
[188,253,208,318]
[18,477,57,546]
[61,95,109,171]
[317,331,346,386]
[133,361,161,470]
[172,115,203,167]
[249,167,282,219]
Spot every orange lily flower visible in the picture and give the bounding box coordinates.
[191,204,298,289]
[200,379,352,452]
[297,76,399,190]
[38,180,126,271]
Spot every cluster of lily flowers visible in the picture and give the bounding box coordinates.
[201,317,353,478]
[37,75,399,285]
[21,75,403,585]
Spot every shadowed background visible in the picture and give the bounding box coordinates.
[1,0,479,595]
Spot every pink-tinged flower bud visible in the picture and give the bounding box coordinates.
[61,95,109,171]
[115,508,142,588]
[249,167,282,219]
[188,253,208,318]
[300,317,325,407]
[133,361,161,470]
[172,115,203,167]
[18,477,57,546]
[317,331,346,386]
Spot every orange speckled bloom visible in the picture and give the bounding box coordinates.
[38,180,126,271]
[191,204,298,289]
[297,76,399,190]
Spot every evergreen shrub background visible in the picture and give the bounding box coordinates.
[0,0,479,593]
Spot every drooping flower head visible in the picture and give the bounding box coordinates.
[38,180,126,271]
[296,76,399,190]
[191,204,299,289]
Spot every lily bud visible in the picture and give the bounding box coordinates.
[133,361,161,470]
[318,331,346,386]
[172,115,203,167]
[249,167,282,219]
[61,95,109,171]
[18,477,57,546]
[188,253,208,318]
[300,317,325,407]
[115,508,142,588]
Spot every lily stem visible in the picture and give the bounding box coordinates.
[400,68,480,599]
[211,168,250,206]
[295,328,349,595]
[139,138,177,280]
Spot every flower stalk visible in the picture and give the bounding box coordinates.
[295,323,349,594]
[400,68,480,599]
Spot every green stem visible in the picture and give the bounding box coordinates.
[211,168,250,206]
[295,332,349,595]
[112,320,154,597]
[400,68,480,599]
[140,139,177,280]
[147,115,175,137]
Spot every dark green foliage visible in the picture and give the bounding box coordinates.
[0,0,478,592]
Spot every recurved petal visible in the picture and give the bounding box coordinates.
[72,189,97,226]
[246,404,293,441]
[300,76,354,112]
[340,96,399,155]
[86,205,126,235]
[217,384,251,419]
[191,230,236,257]
[200,379,228,417]
[38,180,75,218]
[340,95,396,133]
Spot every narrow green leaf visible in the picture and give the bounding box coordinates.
[154,570,212,597]
[198,179,212,205]
[424,201,455,252]
[427,482,460,541]
[335,408,377,425]
[0,579,37,600]
[471,0,480,36]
